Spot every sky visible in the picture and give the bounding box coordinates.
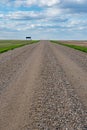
[0,0,87,40]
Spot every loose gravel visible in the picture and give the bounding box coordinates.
[21,42,87,130]
[0,43,39,93]
[52,43,87,72]
[0,41,87,130]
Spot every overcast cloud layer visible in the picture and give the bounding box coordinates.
[0,0,87,39]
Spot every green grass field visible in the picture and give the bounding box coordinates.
[51,40,87,53]
[0,40,39,53]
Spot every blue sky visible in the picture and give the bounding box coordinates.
[0,0,87,40]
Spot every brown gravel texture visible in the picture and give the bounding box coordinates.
[0,41,87,130]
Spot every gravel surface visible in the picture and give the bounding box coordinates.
[50,42,87,108]
[52,43,87,72]
[0,41,87,130]
[0,43,39,92]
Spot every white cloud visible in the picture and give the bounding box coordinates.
[14,0,36,7]
[11,0,60,7]
[74,0,86,4]
[8,0,87,7]
[38,0,60,6]
[64,0,86,4]
[45,7,62,17]
[0,7,62,21]
[0,0,87,39]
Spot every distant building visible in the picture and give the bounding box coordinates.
[26,37,31,40]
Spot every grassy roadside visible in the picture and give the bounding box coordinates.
[51,40,87,53]
[0,40,39,53]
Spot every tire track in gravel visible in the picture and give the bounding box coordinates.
[21,41,87,130]
[0,41,44,130]
[50,42,87,108]
[0,43,39,93]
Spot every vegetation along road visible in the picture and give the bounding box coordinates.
[0,40,87,130]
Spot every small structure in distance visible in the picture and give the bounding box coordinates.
[26,37,32,40]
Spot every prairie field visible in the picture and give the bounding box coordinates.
[59,40,87,47]
[0,40,39,53]
[51,40,87,53]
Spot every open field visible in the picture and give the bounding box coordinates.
[0,41,87,130]
[51,40,87,53]
[0,40,39,53]
[59,40,87,47]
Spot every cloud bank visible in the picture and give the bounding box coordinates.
[0,0,87,39]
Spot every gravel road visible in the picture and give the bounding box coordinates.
[0,41,87,130]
